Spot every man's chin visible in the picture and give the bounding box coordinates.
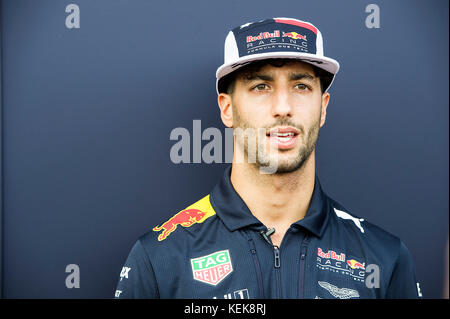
[272,161,304,174]
[256,145,316,174]
[255,156,306,174]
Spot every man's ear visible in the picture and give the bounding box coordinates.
[217,93,233,128]
[319,92,330,128]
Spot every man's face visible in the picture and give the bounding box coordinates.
[224,60,330,174]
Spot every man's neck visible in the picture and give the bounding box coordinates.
[230,152,316,246]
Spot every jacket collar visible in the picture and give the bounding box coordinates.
[210,166,330,237]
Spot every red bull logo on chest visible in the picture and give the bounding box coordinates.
[347,259,366,270]
[317,248,346,262]
[316,247,366,283]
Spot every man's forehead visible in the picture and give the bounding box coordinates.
[238,60,317,82]
[259,60,315,73]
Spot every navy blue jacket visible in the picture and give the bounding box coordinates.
[114,166,422,299]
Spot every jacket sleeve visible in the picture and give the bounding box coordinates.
[114,239,160,299]
[386,241,423,299]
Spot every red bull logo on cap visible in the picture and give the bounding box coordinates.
[246,30,281,43]
[153,195,216,241]
[282,31,307,41]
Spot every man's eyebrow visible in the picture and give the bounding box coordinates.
[241,74,274,82]
[241,72,316,82]
[288,72,316,81]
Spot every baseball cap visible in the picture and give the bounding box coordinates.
[216,17,340,94]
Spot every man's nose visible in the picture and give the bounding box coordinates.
[271,88,293,118]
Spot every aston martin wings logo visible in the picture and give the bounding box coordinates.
[318,281,360,299]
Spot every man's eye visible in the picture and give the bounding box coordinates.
[295,83,309,90]
[253,84,269,91]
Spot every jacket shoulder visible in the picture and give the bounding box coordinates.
[140,194,218,246]
[327,197,421,297]
[327,197,400,248]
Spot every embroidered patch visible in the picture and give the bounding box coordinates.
[318,281,360,299]
[191,250,233,286]
[317,247,366,283]
[153,195,216,241]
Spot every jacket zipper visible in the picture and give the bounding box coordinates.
[244,230,265,298]
[251,248,265,298]
[273,245,282,298]
[298,235,310,299]
[260,227,284,298]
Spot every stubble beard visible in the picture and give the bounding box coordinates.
[233,106,321,174]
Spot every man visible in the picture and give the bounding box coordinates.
[114,18,422,299]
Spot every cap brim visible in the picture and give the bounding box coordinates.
[215,51,339,94]
[216,51,339,80]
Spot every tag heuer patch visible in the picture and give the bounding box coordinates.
[191,250,233,286]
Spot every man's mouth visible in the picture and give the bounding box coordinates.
[266,127,300,149]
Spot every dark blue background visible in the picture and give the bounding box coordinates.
[0,0,448,298]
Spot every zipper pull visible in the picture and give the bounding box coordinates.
[300,236,309,260]
[300,247,306,260]
[274,246,281,268]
